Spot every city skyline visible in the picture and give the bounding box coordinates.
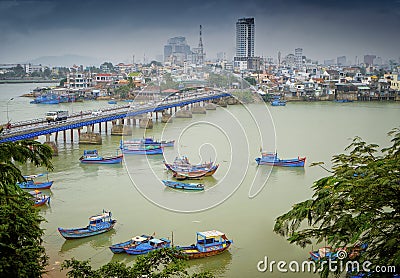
[0,0,399,66]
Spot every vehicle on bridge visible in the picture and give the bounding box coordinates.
[46,110,69,122]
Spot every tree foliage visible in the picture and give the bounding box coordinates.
[0,140,53,277]
[274,128,400,277]
[61,248,214,278]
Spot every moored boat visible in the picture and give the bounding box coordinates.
[270,100,287,106]
[172,170,207,180]
[109,235,151,254]
[165,156,218,176]
[162,180,204,191]
[108,100,117,104]
[124,237,171,255]
[79,150,123,164]
[119,140,163,155]
[29,190,50,207]
[176,230,232,259]
[17,173,54,190]
[58,210,116,239]
[255,152,306,167]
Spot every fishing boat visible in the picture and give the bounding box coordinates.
[164,156,214,171]
[109,235,151,254]
[309,246,335,262]
[58,210,116,239]
[124,237,171,255]
[108,100,117,104]
[255,152,306,167]
[17,173,54,190]
[334,99,353,103]
[176,230,232,259]
[29,190,50,207]
[162,180,204,191]
[172,170,207,181]
[124,138,175,147]
[119,140,163,155]
[270,100,287,106]
[79,150,123,164]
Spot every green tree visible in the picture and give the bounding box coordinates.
[244,77,257,86]
[0,139,53,277]
[61,248,214,278]
[273,128,400,277]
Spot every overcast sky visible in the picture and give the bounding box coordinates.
[0,0,399,66]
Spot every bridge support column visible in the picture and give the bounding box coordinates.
[175,109,192,118]
[78,128,81,137]
[205,103,217,110]
[139,116,153,129]
[54,132,58,141]
[44,141,58,156]
[192,105,206,114]
[99,123,102,133]
[105,121,108,134]
[111,125,132,136]
[70,129,73,142]
[79,132,102,145]
[46,134,51,142]
[161,112,172,123]
[63,130,66,142]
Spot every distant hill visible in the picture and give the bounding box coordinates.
[27,54,102,67]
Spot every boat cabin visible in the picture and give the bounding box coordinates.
[195,230,228,252]
[149,238,170,248]
[89,211,112,230]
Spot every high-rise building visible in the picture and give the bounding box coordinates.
[234,17,259,71]
[363,55,376,66]
[235,18,254,58]
[163,37,191,66]
[295,48,303,68]
[337,56,347,66]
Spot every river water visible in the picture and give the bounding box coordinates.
[1,83,399,277]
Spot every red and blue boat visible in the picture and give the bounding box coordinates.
[58,210,116,239]
[176,230,232,259]
[79,150,123,164]
[255,152,306,167]
[17,173,54,190]
[29,190,51,207]
[124,237,171,255]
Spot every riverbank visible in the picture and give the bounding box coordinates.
[0,79,60,84]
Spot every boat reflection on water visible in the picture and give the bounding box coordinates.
[186,250,232,276]
[59,229,116,254]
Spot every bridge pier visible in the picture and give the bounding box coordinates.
[70,129,73,142]
[54,132,58,141]
[105,121,108,134]
[44,141,58,156]
[175,109,193,118]
[161,112,172,123]
[192,105,206,114]
[205,103,217,110]
[79,132,102,145]
[111,125,132,136]
[63,130,66,142]
[139,116,153,129]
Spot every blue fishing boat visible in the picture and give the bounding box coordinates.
[124,138,174,147]
[79,150,123,164]
[29,190,50,207]
[255,152,306,167]
[17,173,54,190]
[109,235,151,253]
[108,100,117,104]
[124,237,171,255]
[334,99,353,103]
[162,180,204,191]
[270,100,287,106]
[58,210,116,239]
[119,140,163,155]
[176,230,232,259]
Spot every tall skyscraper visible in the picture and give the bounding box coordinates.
[337,56,347,66]
[363,54,376,66]
[234,17,258,71]
[163,37,191,66]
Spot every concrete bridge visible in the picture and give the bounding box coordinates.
[0,89,231,145]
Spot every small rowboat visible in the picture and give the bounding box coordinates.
[255,152,306,167]
[17,173,54,190]
[120,140,163,155]
[58,210,116,239]
[124,237,171,255]
[29,190,50,207]
[176,230,232,259]
[162,180,204,191]
[109,234,151,254]
[79,150,123,164]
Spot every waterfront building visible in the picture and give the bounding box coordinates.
[65,72,93,89]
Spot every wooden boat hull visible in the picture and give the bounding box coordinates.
[172,171,206,180]
[177,241,232,259]
[58,220,116,239]
[162,180,204,191]
[255,157,306,167]
[109,234,151,253]
[80,155,123,164]
[18,180,54,190]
